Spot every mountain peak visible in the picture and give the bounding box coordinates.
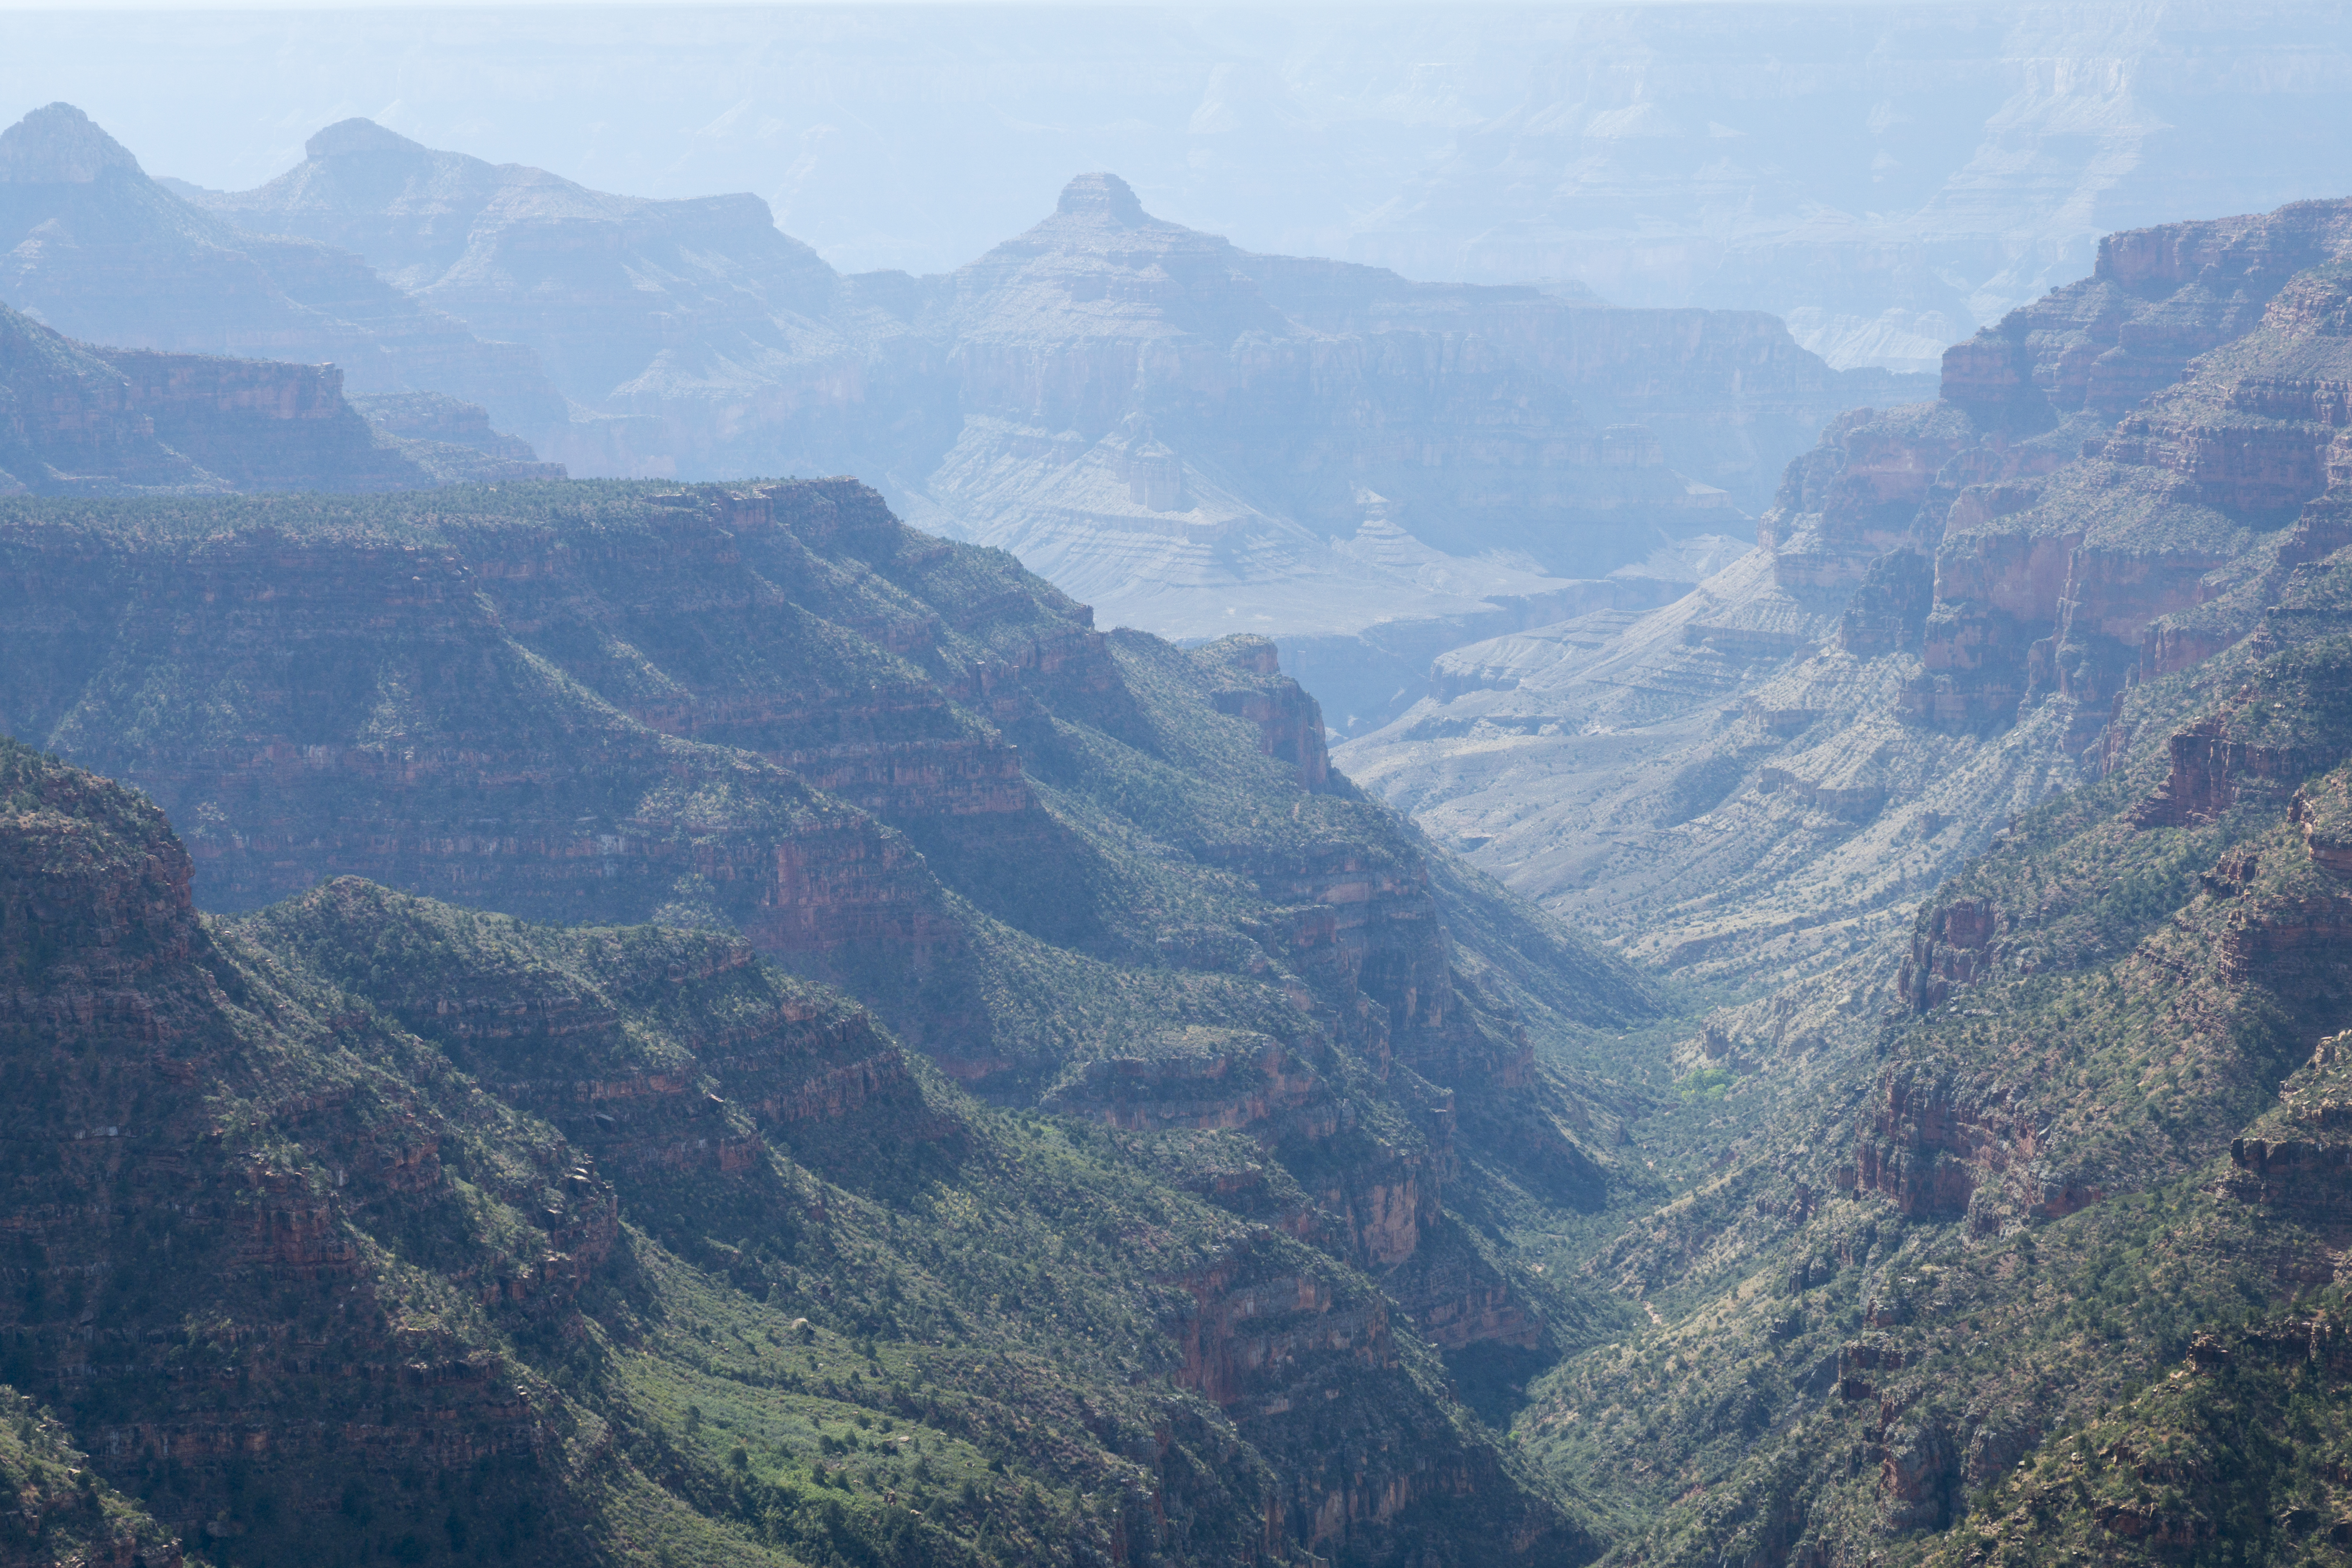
[305,118,429,161]
[0,102,141,185]
[1056,171,1147,226]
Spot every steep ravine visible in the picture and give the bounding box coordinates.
[0,724,1600,1568]
[0,474,1673,1566]
[1332,195,2352,1566]
[10,161,2352,1568]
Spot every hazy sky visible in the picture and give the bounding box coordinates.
[0,6,1530,268]
[5,1,2349,366]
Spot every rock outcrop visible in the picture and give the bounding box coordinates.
[1316,203,2352,1565]
[1342,195,2352,1000]
[157,114,1935,692]
[0,475,1652,1518]
[0,300,498,494]
[0,731,1604,1568]
[1508,526,2352,1568]
[0,736,585,1563]
[345,390,568,482]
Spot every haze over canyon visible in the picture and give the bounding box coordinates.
[4,8,2352,1568]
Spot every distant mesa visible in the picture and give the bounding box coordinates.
[0,100,141,184]
[1,100,1930,730]
[0,293,561,495]
[0,101,576,450]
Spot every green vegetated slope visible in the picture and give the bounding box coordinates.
[1499,518,2352,1565]
[0,732,1595,1568]
[0,480,1655,1368]
[0,1386,186,1568]
[27,204,2352,1568]
[0,479,1670,1567]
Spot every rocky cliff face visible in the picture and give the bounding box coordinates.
[860,174,1935,660]
[0,474,1653,1562]
[158,114,1935,687]
[0,300,496,494]
[0,104,572,497]
[1313,196,2352,1563]
[0,1390,186,1568]
[197,116,851,411]
[2,99,1951,733]
[1343,196,2352,1009]
[0,736,594,1565]
[1493,470,2352,1566]
[0,731,1605,1568]
[1902,203,2352,743]
[914,172,1742,622]
[345,391,568,482]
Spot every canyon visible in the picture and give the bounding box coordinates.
[0,728,1606,1566]
[176,118,1928,527]
[1341,194,2352,1564]
[0,471,1667,1565]
[4,103,1939,728]
[1343,195,2352,1013]
[3,55,2352,1568]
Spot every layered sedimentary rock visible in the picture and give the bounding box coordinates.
[904,174,1743,627]
[0,1392,187,1568]
[0,737,599,1563]
[7,96,1945,728]
[1502,487,2352,1568]
[2226,1032,2352,1224]
[0,298,223,493]
[194,116,852,415]
[164,116,1932,691]
[0,733,1602,1567]
[0,299,494,494]
[0,94,1938,733]
[1342,196,2352,1002]
[347,389,567,481]
[0,476,1651,1463]
[1327,219,2352,1562]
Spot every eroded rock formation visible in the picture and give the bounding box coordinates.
[0,730,1605,1568]
[134,113,1940,707]
[0,300,508,494]
[0,474,1652,1562]
[0,103,569,444]
[1343,195,2352,1005]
